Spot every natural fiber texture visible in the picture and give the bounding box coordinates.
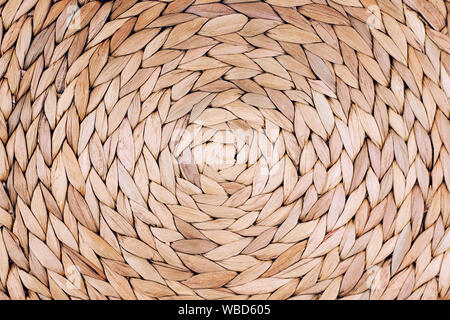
[0,0,449,301]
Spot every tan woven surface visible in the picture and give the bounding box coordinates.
[0,0,449,300]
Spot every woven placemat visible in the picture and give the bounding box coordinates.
[0,0,449,300]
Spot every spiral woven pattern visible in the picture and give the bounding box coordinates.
[0,0,449,300]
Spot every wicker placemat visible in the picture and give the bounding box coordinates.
[0,0,449,300]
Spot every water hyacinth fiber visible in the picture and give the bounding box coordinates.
[0,0,449,300]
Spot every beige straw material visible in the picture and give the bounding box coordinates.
[0,0,449,301]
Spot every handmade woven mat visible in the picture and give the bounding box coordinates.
[0,0,449,300]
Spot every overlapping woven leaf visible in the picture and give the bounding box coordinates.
[0,0,449,300]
